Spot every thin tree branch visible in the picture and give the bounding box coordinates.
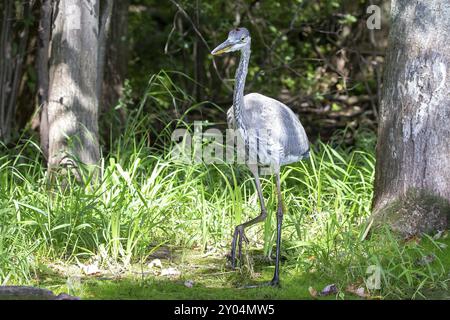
[167,0,232,93]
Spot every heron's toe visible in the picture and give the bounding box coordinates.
[241,231,249,244]
[269,278,280,287]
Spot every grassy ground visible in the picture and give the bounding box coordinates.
[1,74,449,299]
[1,127,449,299]
[36,235,450,300]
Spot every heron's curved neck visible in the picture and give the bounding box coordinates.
[233,43,251,128]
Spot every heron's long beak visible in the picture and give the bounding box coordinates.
[211,39,233,55]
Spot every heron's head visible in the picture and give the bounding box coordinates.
[211,27,250,56]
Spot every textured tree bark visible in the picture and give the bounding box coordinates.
[0,0,14,142]
[372,0,450,237]
[97,0,113,106]
[37,0,52,160]
[47,0,101,174]
[102,0,128,114]
[0,0,32,143]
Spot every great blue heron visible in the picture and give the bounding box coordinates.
[211,27,310,286]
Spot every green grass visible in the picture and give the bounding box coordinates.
[1,129,449,299]
[62,237,450,300]
[0,72,449,299]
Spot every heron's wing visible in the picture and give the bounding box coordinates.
[242,93,310,164]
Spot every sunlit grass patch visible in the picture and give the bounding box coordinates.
[1,126,448,299]
[0,72,448,299]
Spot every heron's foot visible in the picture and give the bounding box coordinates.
[269,278,280,287]
[230,225,249,269]
[237,227,249,263]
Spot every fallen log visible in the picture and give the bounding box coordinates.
[0,286,80,300]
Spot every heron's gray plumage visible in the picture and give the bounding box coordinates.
[211,27,310,286]
[215,28,309,168]
[227,93,309,166]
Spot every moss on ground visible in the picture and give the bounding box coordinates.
[373,189,449,237]
[33,235,450,300]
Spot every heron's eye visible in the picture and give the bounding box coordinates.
[241,37,245,41]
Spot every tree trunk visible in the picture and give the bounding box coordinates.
[0,0,33,143]
[99,0,128,148]
[372,0,450,237]
[102,0,128,114]
[37,0,52,160]
[0,0,14,142]
[46,0,102,174]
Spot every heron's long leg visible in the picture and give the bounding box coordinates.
[230,165,267,268]
[271,171,283,286]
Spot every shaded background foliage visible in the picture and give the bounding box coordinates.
[1,0,389,150]
[125,0,389,142]
[0,0,38,143]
